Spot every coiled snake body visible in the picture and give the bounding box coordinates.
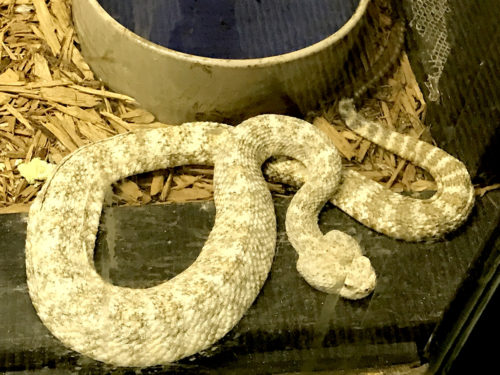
[25,100,474,366]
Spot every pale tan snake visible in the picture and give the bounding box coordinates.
[25,101,474,366]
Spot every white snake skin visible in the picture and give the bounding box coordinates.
[267,100,475,241]
[25,102,474,366]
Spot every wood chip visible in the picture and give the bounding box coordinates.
[32,0,61,56]
[159,170,174,201]
[0,129,26,150]
[50,0,71,36]
[53,112,86,148]
[411,180,437,192]
[4,103,34,131]
[116,180,143,203]
[314,117,356,160]
[167,187,213,203]
[0,69,23,85]
[42,117,78,152]
[76,120,112,142]
[121,108,156,124]
[70,85,136,102]
[385,159,407,189]
[358,140,373,162]
[150,172,165,196]
[52,103,103,123]
[475,183,500,197]
[173,175,202,190]
[71,46,94,80]
[40,86,101,107]
[0,31,18,61]
[0,92,13,105]
[401,163,417,190]
[100,111,132,132]
[32,53,52,81]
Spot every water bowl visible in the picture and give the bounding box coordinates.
[73,0,369,124]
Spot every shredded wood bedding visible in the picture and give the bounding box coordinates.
[0,0,471,215]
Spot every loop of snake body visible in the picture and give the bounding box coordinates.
[266,100,475,241]
[25,101,474,366]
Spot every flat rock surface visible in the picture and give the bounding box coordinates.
[1,193,499,373]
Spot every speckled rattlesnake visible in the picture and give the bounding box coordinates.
[268,100,475,241]
[25,100,474,366]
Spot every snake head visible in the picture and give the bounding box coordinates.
[295,231,376,299]
[339,256,376,300]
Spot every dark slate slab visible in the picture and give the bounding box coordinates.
[425,201,500,373]
[1,192,500,373]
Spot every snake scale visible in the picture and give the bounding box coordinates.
[25,100,474,366]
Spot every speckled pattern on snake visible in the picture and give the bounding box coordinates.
[25,100,474,366]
